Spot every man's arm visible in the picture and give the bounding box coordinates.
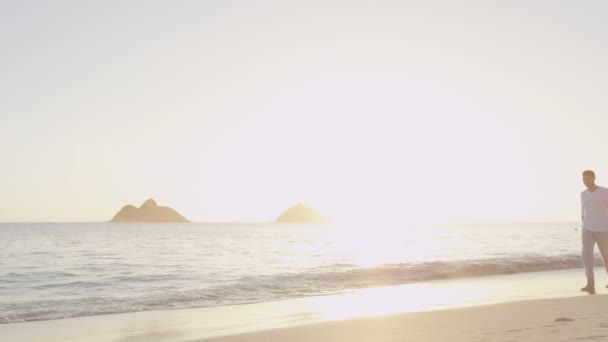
[581,193,585,222]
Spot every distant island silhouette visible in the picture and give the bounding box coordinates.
[275,202,328,223]
[110,198,189,223]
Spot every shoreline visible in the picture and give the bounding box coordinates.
[199,294,608,342]
[1,267,606,342]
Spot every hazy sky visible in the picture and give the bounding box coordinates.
[1,1,607,222]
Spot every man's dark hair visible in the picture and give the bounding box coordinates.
[583,170,596,178]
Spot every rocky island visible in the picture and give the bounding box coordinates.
[275,202,328,223]
[110,198,190,223]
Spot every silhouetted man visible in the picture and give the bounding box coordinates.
[580,170,608,292]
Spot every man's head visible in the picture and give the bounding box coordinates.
[583,170,596,189]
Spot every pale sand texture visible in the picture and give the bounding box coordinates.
[199,294,608,342]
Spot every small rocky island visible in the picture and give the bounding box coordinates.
[275,202,328,223]
[110,198,190,223]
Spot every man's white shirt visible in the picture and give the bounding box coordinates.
[581,186,608,232]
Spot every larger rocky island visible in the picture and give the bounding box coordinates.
[275,202,328,223]
[110,198,190,223]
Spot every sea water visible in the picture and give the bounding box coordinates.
[0,222,584,324]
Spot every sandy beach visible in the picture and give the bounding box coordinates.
[199,294,608,342]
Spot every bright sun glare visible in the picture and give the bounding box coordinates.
[324,222,445,268]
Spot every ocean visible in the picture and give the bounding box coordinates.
[0,222,586,324]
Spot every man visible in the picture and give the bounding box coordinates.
[580,170,608,292]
